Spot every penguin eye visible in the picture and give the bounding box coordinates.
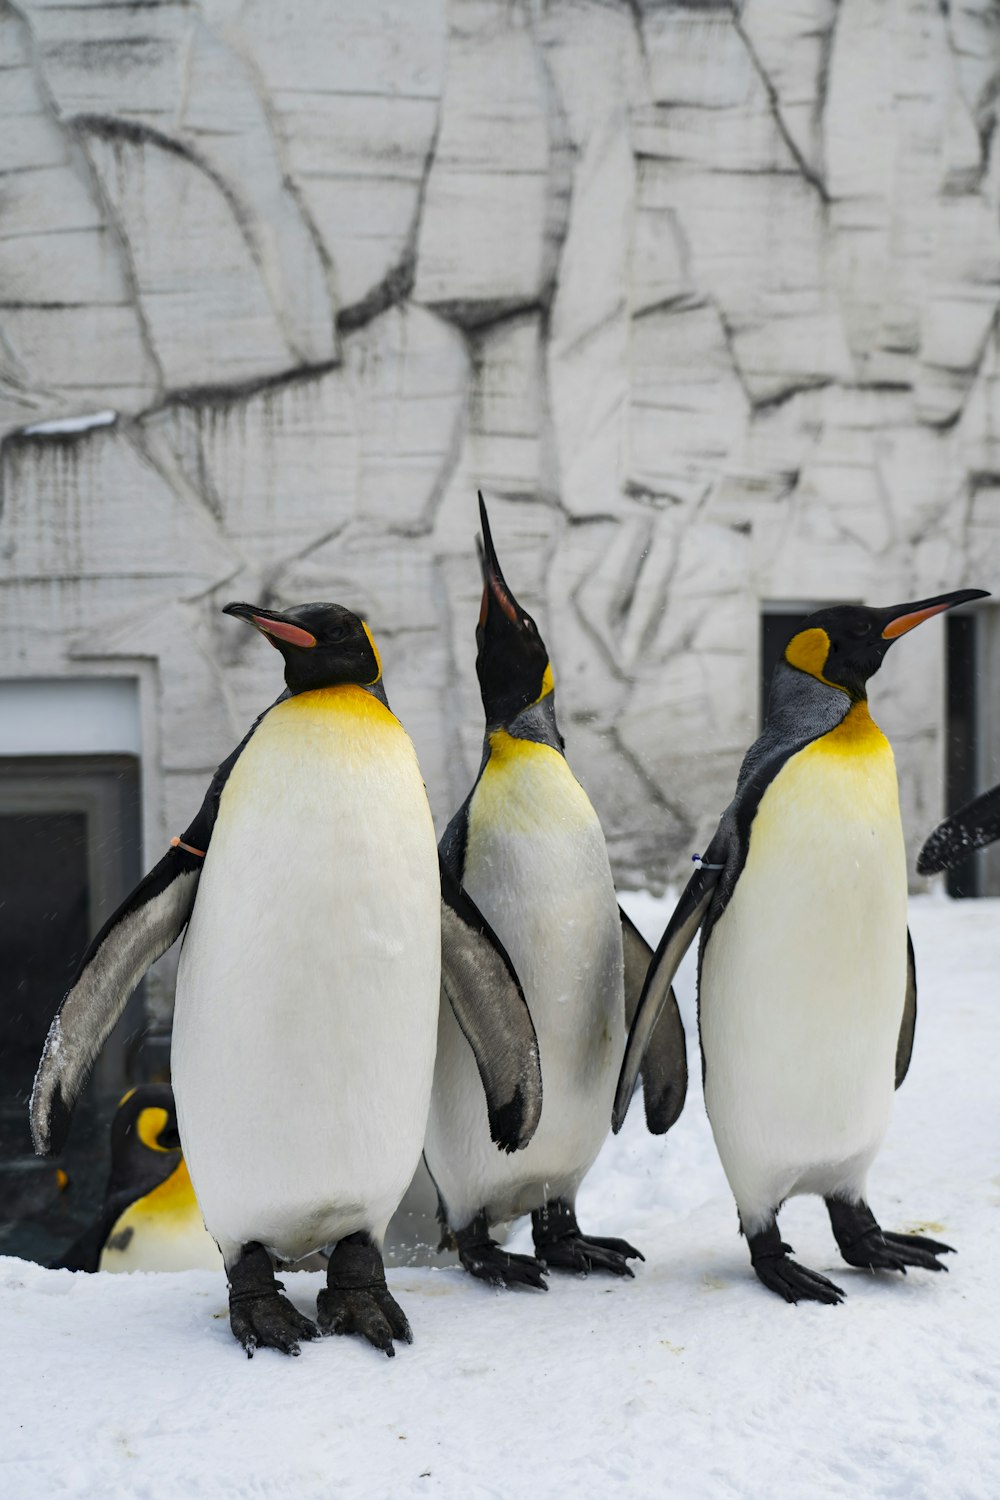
[847,622,870,640]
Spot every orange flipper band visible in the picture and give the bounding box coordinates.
[170,837,207,858]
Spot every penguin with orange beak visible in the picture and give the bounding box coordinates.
[424,497,687,1289]
[615,589,988,1304]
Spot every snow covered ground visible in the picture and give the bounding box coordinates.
[1,893,997,1500]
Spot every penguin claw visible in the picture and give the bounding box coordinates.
[536,1234,643,1279]
[229,1292,320,1357]
[316,1286,413,1356]
[458,1242,549,1291]
[841,1229,954,1275]
[752,1254,845,1306]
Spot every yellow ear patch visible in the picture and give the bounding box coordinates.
[136,1107,172,1153]
[361,620,383,683]
[536,662,554,703]
[784,627,848,694]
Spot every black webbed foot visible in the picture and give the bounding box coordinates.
[827,1199,955,1275]
[228,1242,319,1358]
[532,1200,643,1279]
[455,1212,548,1290]
[317,1232,412,1357]
[748,1222,844,1306]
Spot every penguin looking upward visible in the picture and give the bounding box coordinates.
[424,497,687,1288]
[54,1084,222,1273]
[919,782,1000,876]
[33,600,541,1356]
[615,588,988,1304]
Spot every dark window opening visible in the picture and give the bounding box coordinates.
[0,756,143,1265]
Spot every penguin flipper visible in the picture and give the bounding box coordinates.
[613,861,722,1133]
[620,907,688,1134]
[30,706,279,1157]
[30,846,203,1156]
[918,782,1000,873]
[438,856,543,1154]
[895,928,917,1090]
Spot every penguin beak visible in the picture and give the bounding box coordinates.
[880,588,990,640]
[477,492,525,632]
[223,601,317,650]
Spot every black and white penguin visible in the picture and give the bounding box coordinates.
[54,1084,221,1273]
[919,782,1000,875]
[32,600,542,1356]
[424,498,687,1288]
[615,589,988,1303]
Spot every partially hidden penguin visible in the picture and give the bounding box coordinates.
[32,600,542,1356]
[423,496,688,1289]
[614,588,988,1303]
[919,781,1000,876]
[54,1084,222,1273]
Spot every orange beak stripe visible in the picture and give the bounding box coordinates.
[882,603,953,640]
[252,615,317,648]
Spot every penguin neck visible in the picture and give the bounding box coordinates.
[766,659,854,731]
[284,677,390,710]
[482,691,564,763]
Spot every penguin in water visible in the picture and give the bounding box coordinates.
[919,782,1000,876]
[614,589,988,1304]
[32,600,542,1355]
[424,497,688,1288]
[54,1085,222,1273]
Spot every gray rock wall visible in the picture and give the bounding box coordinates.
[3,0,1000,977]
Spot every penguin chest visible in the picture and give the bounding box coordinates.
[429,735,623,1222]
[172,687,441,1260]
[701,704,908,1215]
[100,1162,222,1273]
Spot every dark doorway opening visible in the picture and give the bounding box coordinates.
[0,756,143,1264]
[944,613,981,899]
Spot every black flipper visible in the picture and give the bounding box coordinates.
[895,929,917,1090]
[613,860,723,1133]
[918,782,1000,874]
[30,709,276,1156]
[438,857,542,1154]
[620,906,688,1134]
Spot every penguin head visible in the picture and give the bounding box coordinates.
[782,589,990,701]
[108,1084,182,1200]
[475,493,554,728]
[223,600,382,695]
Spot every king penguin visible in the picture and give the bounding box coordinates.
[54,1085,222,1273]
[919,781,1000,876]
[32,600,541,1355]
[614,588,988,1303]
[423,497,688,1288]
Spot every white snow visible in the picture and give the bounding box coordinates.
[21,410,117,436]
[1,894,998,1499]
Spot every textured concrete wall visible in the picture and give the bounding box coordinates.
[3,0,1000,1008]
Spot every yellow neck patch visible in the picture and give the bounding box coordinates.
[784,627,848,695]
[814,699,890,757]
[473,728,595,837]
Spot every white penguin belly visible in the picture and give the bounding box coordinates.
[700,705,908,1234]
[172,687,441,1266]
[424,735,623,1230]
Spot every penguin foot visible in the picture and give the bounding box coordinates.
[228,1242,319,1358]
[826,1198,955,1275]
[317,1286,412,1356]
[748,1224,844,1306]
[531,1199,643,1279]
[318,1232,412,1357]
[455,1213,548,1290]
